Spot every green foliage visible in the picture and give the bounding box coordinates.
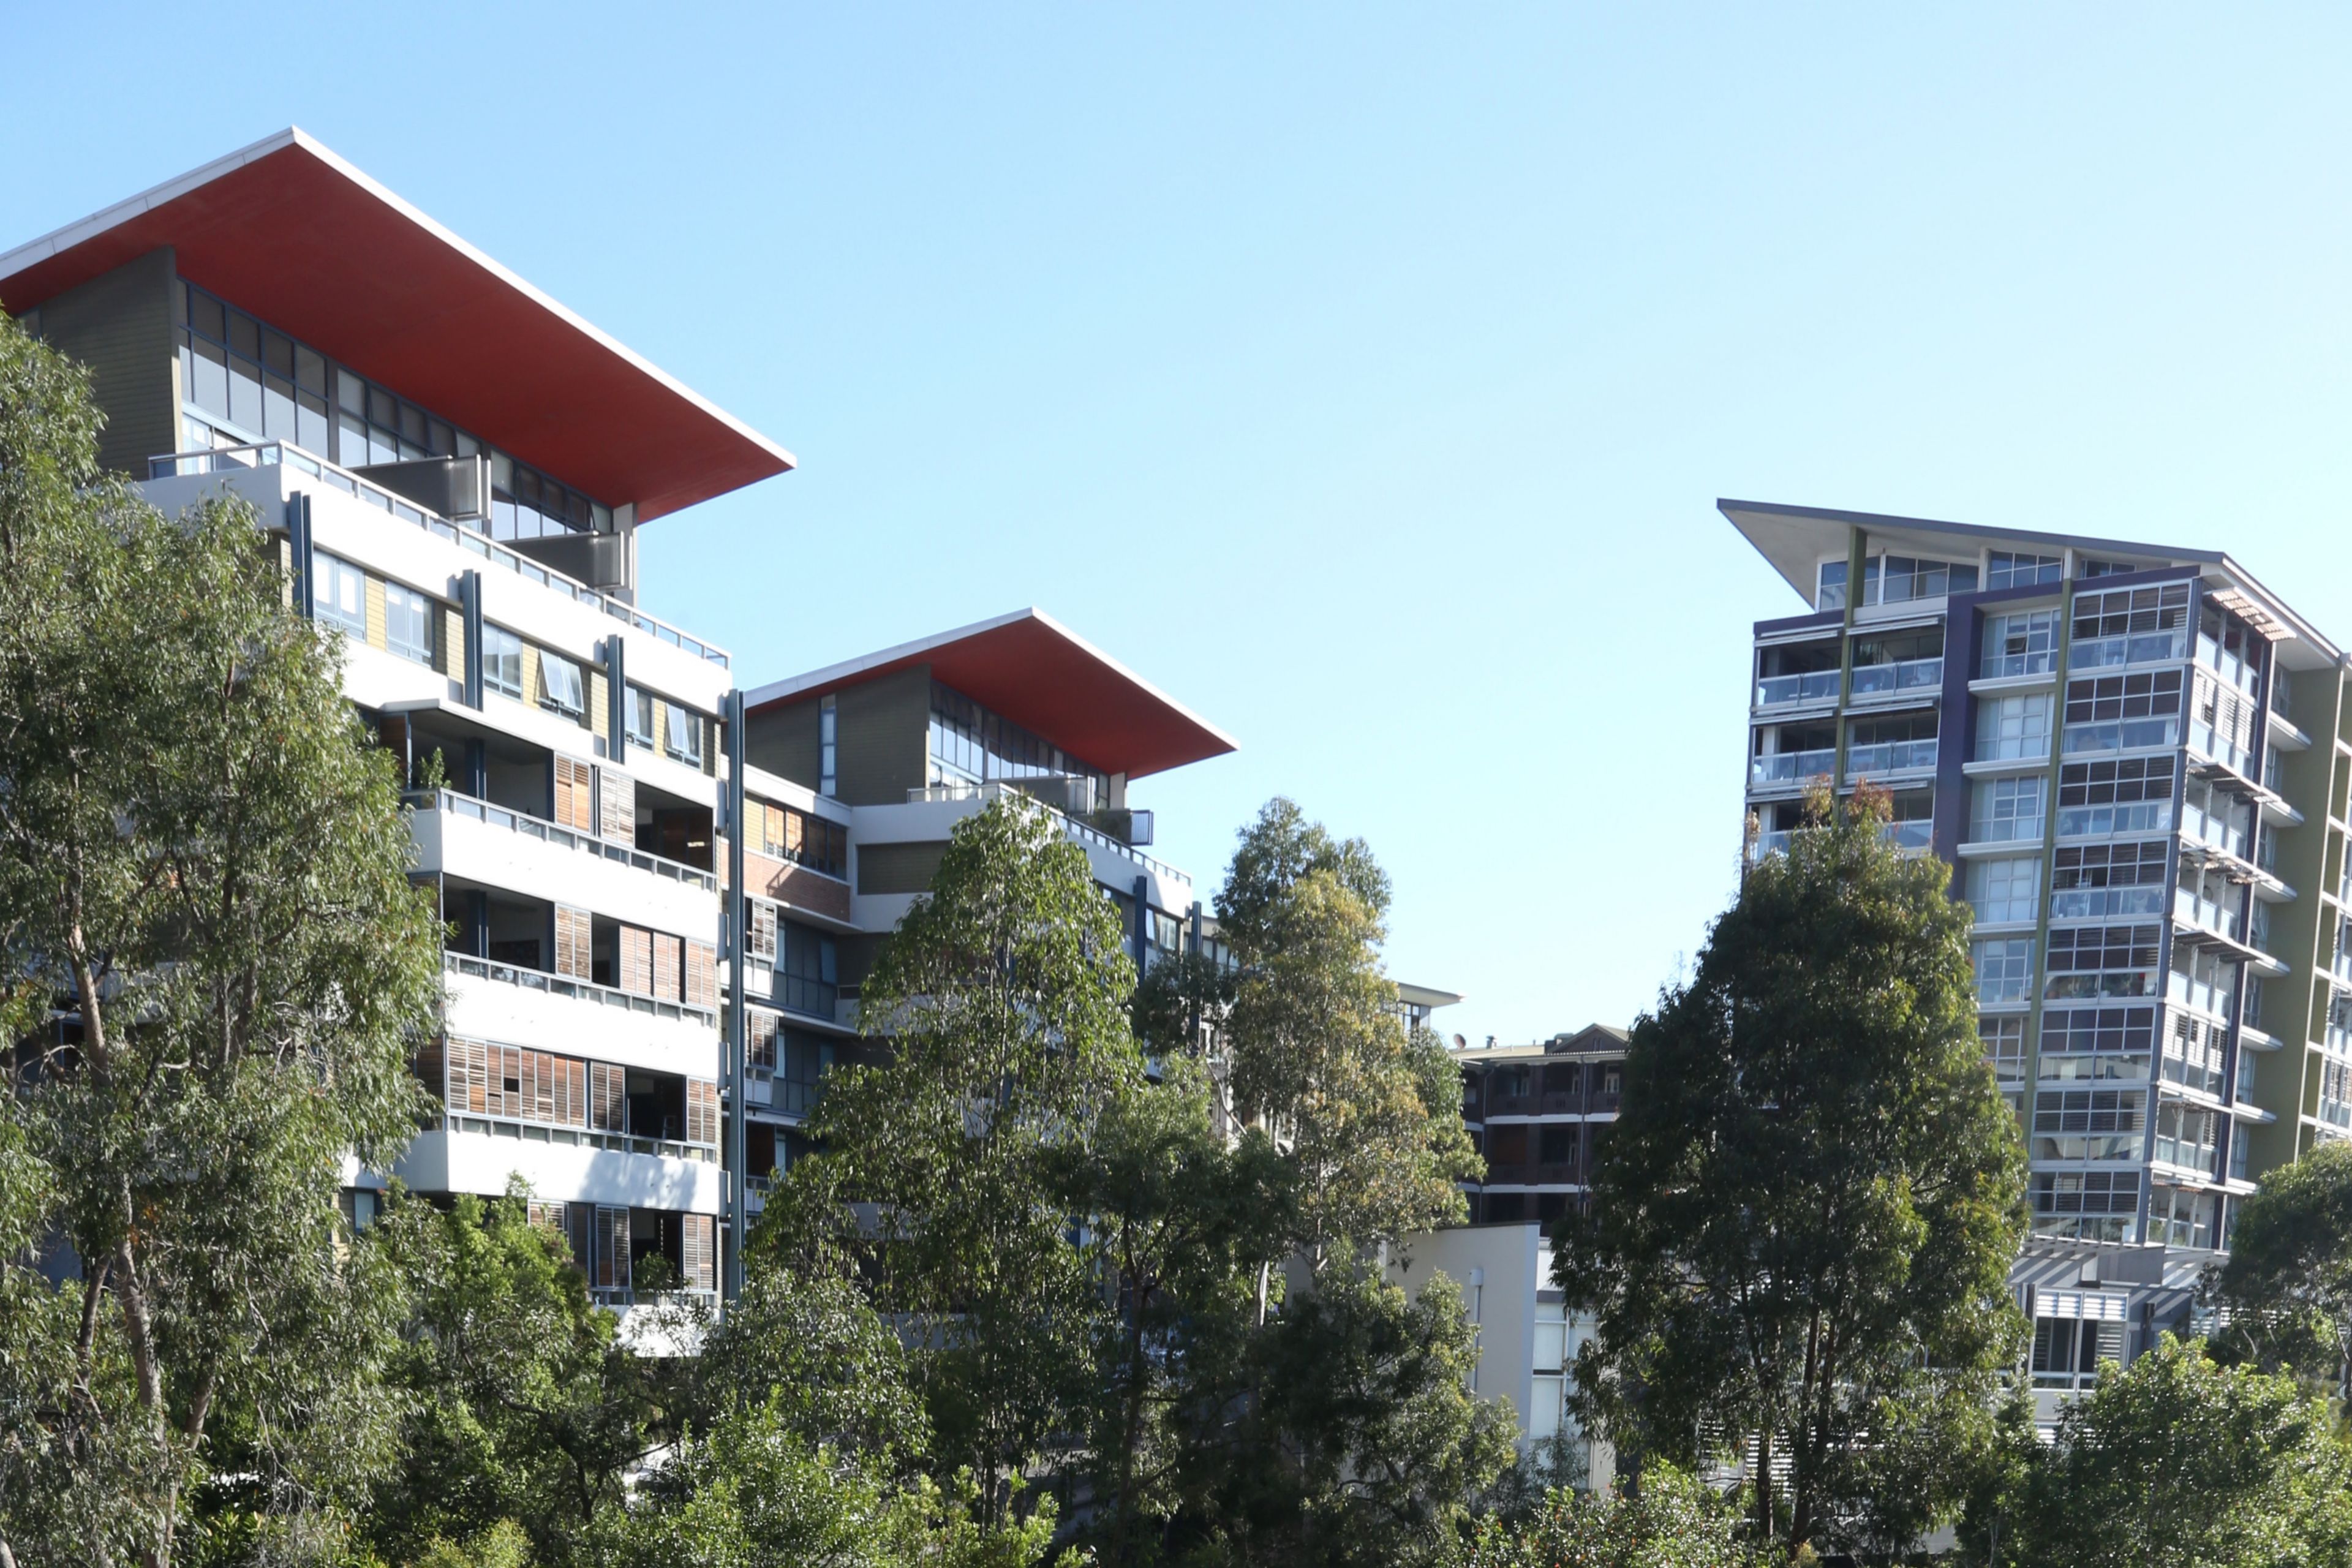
[363,1186,662,1567]
[2209,1139,2352,1382]
[761,799,1145,1518]
[410,1520,535,1568]
[0,309,444,1564]
[1556,785,2027,1559]
[1461,1466,1761,1568]
[1999,1335,2352,1568]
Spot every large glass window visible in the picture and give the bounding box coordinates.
[1973,938,2035,1006]
[178,281,610,540]
[1970,775,2046,843]
[2062,669,2184,754]
[2040,1005,2155,1081]
[819,695,838,797]
[383,582,434,666]
[751,799,849,880]
[2070,582,2192,668]
[2152,1101,2218,1175]
[2148,1186,2216,1248]
[2056,756,2176,838]
[778,921,838,1019]
[2049,840,2168,920]
[929,681,1110,807]
[1987,551,2063,590]
[1866,554,1980,604]
[2033,1087,2147,1162]
[1966,856,2041,925]
[1980,609,2059,678]
[483,626,524,701]
[1981,1016,2029,1086]
[315,552,366,638]
[2030,1169,2139,1242]
[2045,924,2162,1001]
[1973,693,2051,761]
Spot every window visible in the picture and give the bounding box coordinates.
[1817,559,1849,611]
[1973,693,2051,761]
[2032,1316,2123,1387]
[315,551,365,637]
[2152,1101,2218,1175]
[1967,857,2040,925]
[1980,609,2059,677]
[1867,554,1979,604]
[627,686,657,748]
[2070,582,2192,668]
[383,581,433,665]
[483,626,524,701]
[2162,1013,2225,1098]
[1986,551,2063,590]
[1970,775,2045,844]
[664,699,703,767]
[820,695,838,797]
[2149,1186,2216,1249]
[2040,1005,2155,1081]
[2045,924,2162,1000]
[1973,938,2034,1006]
[2056,756,2176,837]
[752,800,850,880]
[1981,1016,2028,1085]
[2049,841,2169,920]
[539,650,586,717]
[928,680,1110,807]
[2081,559,2146,578]
[2031,1169,2139,1241]
[779,921,838,1019]
[2034,1087,2147,1161]
[2196,605,2266,693]
[2168,944,2235,1020]
[2062,669,2184,754]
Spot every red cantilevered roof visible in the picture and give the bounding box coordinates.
[744,609,1239,780]
[0,128,793,521]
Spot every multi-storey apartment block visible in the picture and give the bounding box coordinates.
[1453,1025,1627,1226]
[0,130,1240,1316]
[1728,497,2352,1401]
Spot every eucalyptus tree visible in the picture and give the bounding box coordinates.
[0,311,444,1566]
[2208,1139,2352,1384]
[1556,783,2027,1559]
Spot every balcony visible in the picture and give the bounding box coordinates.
[1845,739,1938,779]
[1848,657,1943,701]
[905,780,1193,892]
[444,951,718,1028]
[1754,670,1841,708]
[409,788,718,892]
[1750,749,1836,788]
[149,440,732,668]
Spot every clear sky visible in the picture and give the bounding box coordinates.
[10,6,2352,1047]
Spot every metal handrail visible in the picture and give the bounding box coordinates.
[442,950,719,1025]
[408,787,717,891]
[147,440,731,668]
[906,779,1193,888]
[435,1111,714,1162]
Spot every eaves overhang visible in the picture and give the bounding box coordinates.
[0,129,795,521]
[743,608,1240,781]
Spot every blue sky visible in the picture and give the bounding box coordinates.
[10,6,2352,1046]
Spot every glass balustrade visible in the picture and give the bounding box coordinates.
[1849,657,1943,698]
[1754,670,1841,707]
[1845,739,1938,778]
[1751,748,1837,786]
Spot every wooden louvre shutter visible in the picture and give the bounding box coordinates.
[684,940,717,1009]
[599,768,635,843]
[683,1213,714,1292]
[749,901,777,965]
[749,1008,778,1071]
[687,1079,718,1145]
[556,1057,586,1126]
[415,1037,448,1102]
[590,1063,626,1131]
[492,1045,522,1118]
[528,1200,565,1235]
[619,925,653,995]
[554,905,592,979]
[554,756,595,832]
[654,934,682,1002]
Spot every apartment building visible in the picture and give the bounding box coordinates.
[0,130,1240,1316]
[1454,1025,1628,1226]
[1729,498,2352,1405]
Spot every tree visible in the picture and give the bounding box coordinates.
[0,310,444,1566]
[1556,785,2026,1559]
[758,799,1145,1525]
[1460,1464,1760,1568]
[2208,1139,2352,1383]
[364,1186,668,1567]
[2005,1335,2352,1568]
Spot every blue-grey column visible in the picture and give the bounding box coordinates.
[605,636,628,764]
[723,688,748,1305]
[458,570,484,709]
[285,494,315,620]
[1132,875,1150,971]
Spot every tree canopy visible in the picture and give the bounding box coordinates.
[1555,785,2027,1558]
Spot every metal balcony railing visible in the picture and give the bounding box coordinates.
[409,788,717,891]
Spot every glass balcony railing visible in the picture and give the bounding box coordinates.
[1750,749,1837,786]
[2071,630,2189,669]
[1749,828,1793,860]
[1884,820,1933,850]
[1754,671,1841,707]
[1849,657,1943,698]
[1845,739,1938,778]
[2173,886,2236,938]
[149,440,733,668]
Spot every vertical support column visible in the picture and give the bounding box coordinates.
[1132,875,1150,972]
[723,688,748,1306]
[462,738,487,801]
[458,570,484,709]
[606,636,629,764]
[285,494,315,620]
[1831,525,1867,794]
[466,888,489,959]
[2023,581,2077,1145]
